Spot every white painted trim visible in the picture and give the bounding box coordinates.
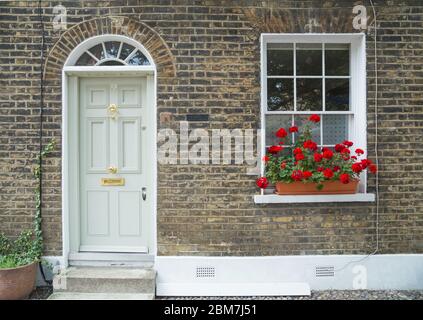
[61,35,157,266]
[254,193,375,204]
[155,255,423,296]
[260,33,368,191]
[64,34,156,68]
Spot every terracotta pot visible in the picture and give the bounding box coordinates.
[275,180,359,195]
[0,261,37,300]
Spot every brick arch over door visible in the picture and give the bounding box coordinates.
[44,16,176,80]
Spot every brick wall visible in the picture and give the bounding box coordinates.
[0,0,422,256]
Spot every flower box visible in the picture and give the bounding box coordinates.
[256,114,377,196]
[275,180,359,195]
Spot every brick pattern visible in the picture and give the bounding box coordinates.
[0,0,422,256]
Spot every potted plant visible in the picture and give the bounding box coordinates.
[0,140,55,300]
[256,115,377,195]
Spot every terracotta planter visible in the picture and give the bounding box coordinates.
[275,180,359,195]
[0,261,37,300]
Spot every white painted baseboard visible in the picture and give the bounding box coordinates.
[155,254,423,296]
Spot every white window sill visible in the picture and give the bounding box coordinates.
[254,193,375,204]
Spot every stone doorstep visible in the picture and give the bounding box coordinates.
[52,267,156,295]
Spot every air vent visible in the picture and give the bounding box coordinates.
[315,266,335,277]
[196,266,215,278]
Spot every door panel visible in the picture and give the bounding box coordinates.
[79,77,150,253]
[118,191,142,236]
[86,118,109,172]
[87,191,109,236]
[118,118,141,173]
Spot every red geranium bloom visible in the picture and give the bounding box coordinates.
[323,168,334,179]
[340,173,350,184]
[303,171,313,179]
[280,162,286,169]
[275,128,288,138]
[322,149,333,159]
[267,145,283,154]
[303,140,318,151]
[343,140,353,147]
[335,144,345,152]
[262,155,269,162]
[295,153,305,161]
[355,148,364,155]
[291,170,303,181]
[293,147,303,155]
[341,148,351,154]
[256,177,269,189]
[369,164,378,174]
[289,126,298,133]
[360,159,372,169]
[317,167,324,172]
[333,166,340,172]
[309,114,320,123]
[352,163,363,173]
[351,156,357,160]
[314,152,323,162]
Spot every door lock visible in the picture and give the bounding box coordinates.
[107,166,118,174]
[142,187,147,201]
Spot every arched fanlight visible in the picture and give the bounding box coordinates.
[75,40,151,66]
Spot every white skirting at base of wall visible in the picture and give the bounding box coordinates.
[155,254,423,296]
[47,254,423,295]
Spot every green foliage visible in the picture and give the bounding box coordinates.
[0,139,56,269]
[0,231,40,268]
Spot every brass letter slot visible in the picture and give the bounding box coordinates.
[101,178,125,186]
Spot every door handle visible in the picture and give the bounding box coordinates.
[107,166,118,174]
[142,187,147,201]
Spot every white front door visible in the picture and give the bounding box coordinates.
[79,77,152,253]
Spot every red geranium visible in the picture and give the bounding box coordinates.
[343,140,353,147]
[303,171,313,179]
[355,148,364,155]
[323,168,334,179]
[360,159,372,169]
[352,163,363,173]
[369,164,377,174]
[256,177,269,189]
[303,140,318,151]
[291,170,303,181]
[314,152,323,162]
[335,144,344,152]
[293,147,303,155]
[267,145,283,154]
[339,173,350,184]
[258,121,376,191]
[322,149,333,159]
[308,114,320,123]
[289,126,298,133]
[295,153,305,161]
[275,128,288,138]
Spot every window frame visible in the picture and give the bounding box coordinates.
[260,33,368,194]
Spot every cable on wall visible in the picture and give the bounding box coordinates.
[37,0,52,285]
[334,0,380,272]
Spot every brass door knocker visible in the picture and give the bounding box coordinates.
[107,104,119,120]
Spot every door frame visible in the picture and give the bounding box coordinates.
[61,43,157,266]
